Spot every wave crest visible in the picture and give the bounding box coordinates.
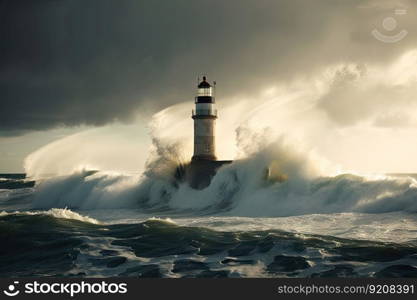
[0,208,100,225]
[27,137,417,217]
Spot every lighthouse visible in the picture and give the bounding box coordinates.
[177,76,232,189]
[192,76,217,161]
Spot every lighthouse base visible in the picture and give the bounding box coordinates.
[176,159,232,189]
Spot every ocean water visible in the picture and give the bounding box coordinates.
[1,166,417,278]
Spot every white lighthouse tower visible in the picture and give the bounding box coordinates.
[192,76,217,161]
[182,76,231,189]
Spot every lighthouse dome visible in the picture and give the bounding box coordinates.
[198,76,211,88]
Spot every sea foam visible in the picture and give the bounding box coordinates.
[0,208,101,224]
[28,136,417,217]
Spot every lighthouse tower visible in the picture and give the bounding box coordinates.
[192,76,217,161]
[181,76,231,189]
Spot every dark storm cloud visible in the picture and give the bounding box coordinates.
[0,0,416,135]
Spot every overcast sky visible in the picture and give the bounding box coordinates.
[1,0,416,172]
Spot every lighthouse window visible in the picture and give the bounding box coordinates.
[198,87,212,97]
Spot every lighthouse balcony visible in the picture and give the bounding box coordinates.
[192,109,217,117]
[195,96,215,104]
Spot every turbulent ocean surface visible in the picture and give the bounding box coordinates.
[1,167,417,278]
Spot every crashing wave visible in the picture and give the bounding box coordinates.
[0,208,100,225]
[27,137,417,217]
